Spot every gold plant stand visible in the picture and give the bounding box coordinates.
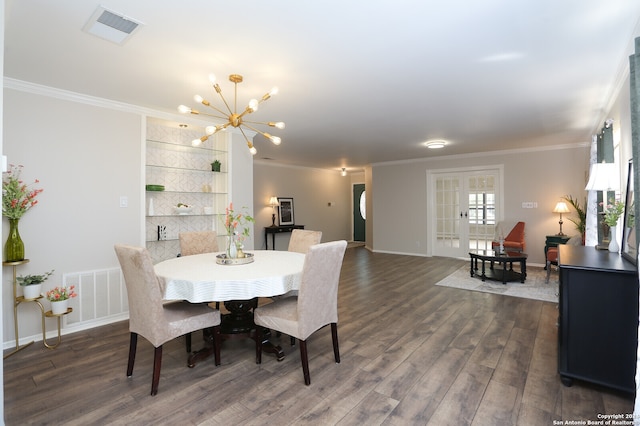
[3,259,72,358]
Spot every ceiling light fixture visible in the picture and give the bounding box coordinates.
[425,140,446,149]
[178,74,285,155]
[341,168,347,177]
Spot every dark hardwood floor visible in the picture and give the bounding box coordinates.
[4,247,634,425]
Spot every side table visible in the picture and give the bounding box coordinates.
[544,235,571,269]
[264,225,305,250]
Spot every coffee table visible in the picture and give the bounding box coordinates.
[469,249,527,284]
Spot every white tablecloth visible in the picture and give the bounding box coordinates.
[154,250,305,303]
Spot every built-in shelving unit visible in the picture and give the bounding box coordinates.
[146,118,228,263]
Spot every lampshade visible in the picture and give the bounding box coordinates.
[553,202,570,214]
[269,196,279,207]
[585,162,619,191]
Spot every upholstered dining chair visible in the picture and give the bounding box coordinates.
[114,244,221,396]
[288,229,322,254]
[179,231,219,256]
[254,240,347,385]
[179,230,221,317]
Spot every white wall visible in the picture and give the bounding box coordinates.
[253,162,352,250]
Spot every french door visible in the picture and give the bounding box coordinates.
[428,167,503,258]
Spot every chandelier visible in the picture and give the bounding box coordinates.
[178,74,284,155]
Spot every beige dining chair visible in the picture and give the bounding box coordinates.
[179,230,221,318]
[179,231,219,256]
[254,240,347,385]
[280,229,322,301]
[114,244,221,396]
[288,229,322,254]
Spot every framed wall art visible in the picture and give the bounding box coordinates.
[277,197,295,226]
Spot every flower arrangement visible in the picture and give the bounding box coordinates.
[601,199,625,227]
[2,164,44,220]
[17,269,54,286]
[224,202,255,244]
[46,285,77,302]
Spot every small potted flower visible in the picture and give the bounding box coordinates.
[46,285,77,315]
[17,269,54,300]
[211,159,221,172]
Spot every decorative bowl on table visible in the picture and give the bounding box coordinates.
[216,253,254,265]
[173,204,193,214]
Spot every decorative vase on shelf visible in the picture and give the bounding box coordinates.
[50,299,69,315]
[608,225,619,253]
[22,284,42,300]
[227,235,238,259]
[5,218,25,262]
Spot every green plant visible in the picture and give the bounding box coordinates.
[562,195,586,235]
[211,159,221,171]
[46,285,77,302]
[17,269,54,286]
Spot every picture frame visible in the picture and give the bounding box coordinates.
[622,159,636,264]
[277,197,295,226]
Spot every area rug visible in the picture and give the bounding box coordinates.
[435,265,559,303]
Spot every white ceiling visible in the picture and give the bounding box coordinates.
[5,1,640,171]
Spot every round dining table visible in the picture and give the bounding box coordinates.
[154,250,306,364]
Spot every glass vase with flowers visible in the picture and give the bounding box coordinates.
[223,202,255,259]
[2,164,44,262]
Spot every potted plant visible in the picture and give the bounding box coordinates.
[46,285,77,315]
[211,160,221,172]
[17,269,54,300]
[563,195,586,245]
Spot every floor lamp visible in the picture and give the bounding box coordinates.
[584,162,619,249]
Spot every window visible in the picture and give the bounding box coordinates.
[468,193,495,225]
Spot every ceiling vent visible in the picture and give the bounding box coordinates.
[82,6,143,45]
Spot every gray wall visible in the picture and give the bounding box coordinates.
[371,146,591,264]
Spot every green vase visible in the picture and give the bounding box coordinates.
[5,218,25,262]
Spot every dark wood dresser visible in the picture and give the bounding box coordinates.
[558,244,638,392]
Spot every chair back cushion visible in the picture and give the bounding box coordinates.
[297,240,347,339]
[179,231,219,256]
[288,229,322,254]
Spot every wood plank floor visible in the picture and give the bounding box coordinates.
[4,247,634,425]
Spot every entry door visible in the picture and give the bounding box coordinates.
[353,184,365,241]
[430,168,501,258]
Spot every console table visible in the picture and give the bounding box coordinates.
[558,245,638,392]
[264,225,304,250]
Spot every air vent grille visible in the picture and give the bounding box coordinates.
[83,6,143,45]
[97,10,139,35]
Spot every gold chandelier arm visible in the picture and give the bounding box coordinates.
[215,87,234,116]
[242,120,285,129]
[202,102,231,118]
[237,126,256,151]
[242,123,281,144]
[190,111,228,122]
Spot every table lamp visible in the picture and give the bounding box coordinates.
[585,161,619,248]
[269,196,279,227]
[553,201,570,236]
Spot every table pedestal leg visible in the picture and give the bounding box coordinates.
[188,298,285,367]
